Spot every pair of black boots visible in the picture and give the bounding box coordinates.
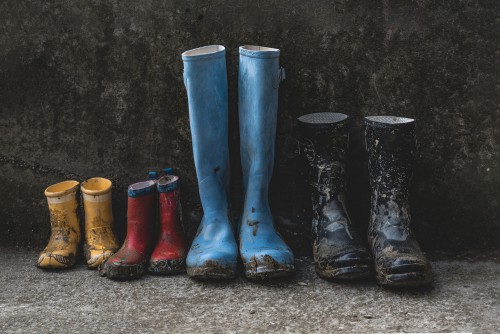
[297,113,432,288]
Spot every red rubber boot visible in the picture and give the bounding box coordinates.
[148,175,187,274]
[100,180,156,280]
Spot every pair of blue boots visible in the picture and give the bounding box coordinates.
[182,45,294,280]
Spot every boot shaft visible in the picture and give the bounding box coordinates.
[297,113,349,201]
[157,175,182,237]
[81,177,113,230]
[365,116,416,230]
[126,180,156,252]
[182,45,230,188]
[365,116,416,198]
[238,46,282,186]
[44,180,81,237]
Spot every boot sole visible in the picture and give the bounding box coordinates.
[245,265,295,280]
[315,264,373,281]
[376,268,433,287]
[148,258,186,275]
[187,261,237,279]
[101,262,146,281]
[244,255,295,281]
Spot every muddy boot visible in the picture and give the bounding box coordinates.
[100,180,156,280]
[148,175,187,274]
[182,45,238,279]
[81,177,119,269]
[238,45,295,280]
[37,181,81,269]
[365,116,432,287]
[297,113,373,280]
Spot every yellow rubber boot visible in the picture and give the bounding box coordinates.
[81,177,119,268]
[37,181,81,269]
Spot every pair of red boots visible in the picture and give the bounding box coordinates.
[100,173,187,280]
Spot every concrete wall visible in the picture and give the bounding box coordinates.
[1,0,499,254]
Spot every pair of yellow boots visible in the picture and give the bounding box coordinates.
[37,178,119,269]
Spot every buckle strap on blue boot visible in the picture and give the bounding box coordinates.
[182,45,238,279]
[238,45,295,280]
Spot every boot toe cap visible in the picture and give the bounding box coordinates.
[86,251,115,268]
[315,250,373,280]
[37,251,75,269]
[242,249,295,280]
[376,256,433,287]
[186,251,237,279]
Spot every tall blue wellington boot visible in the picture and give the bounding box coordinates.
[182,45,238,279]
[238,45,295,280]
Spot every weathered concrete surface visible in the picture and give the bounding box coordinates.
[0,1,499,253]
[0,249,499,333]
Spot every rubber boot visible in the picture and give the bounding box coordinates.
[365,116,432,287]
[297,113,373,280]
[182,45,238,279]
[37,181,81,269]
[238,45,295,280]
[81,177,119,269]
[100,180,156,280]
[148,175,187,274]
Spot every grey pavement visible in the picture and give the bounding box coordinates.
[1,248,499,333]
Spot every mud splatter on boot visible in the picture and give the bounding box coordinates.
[298,113,373,280]
[365,116,432,287]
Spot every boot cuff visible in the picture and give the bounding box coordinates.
[239,45,280,59]
[128,180,156,198]
[365,116,415,129]
[45,180,79,198]
[157,175,179,193]
[182,45,225,62]
[297,112,348,129]
[81,177,112,196]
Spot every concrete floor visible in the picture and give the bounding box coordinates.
[0,249,498,333]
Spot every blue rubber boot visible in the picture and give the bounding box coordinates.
[238,45,295,280]
[182,45,238,279]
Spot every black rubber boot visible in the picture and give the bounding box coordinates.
[298,113,373,280]
[365,116,432,287]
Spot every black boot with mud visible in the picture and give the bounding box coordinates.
[298,113,373,280]
[365,116,433,288]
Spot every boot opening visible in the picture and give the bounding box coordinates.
[81,177,112,195]
[129,180,156,191]
[298,112,348,125]
[158,175,179,186]
[365,116,414,124]
[240,45,279,52]
[182,45,225,57]
[157,175,179,193]
[45,181,79,198]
